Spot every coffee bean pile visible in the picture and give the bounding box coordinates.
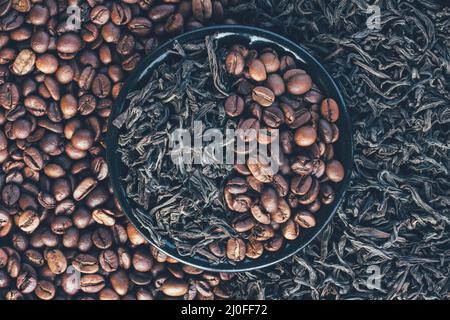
[0,0,240,300]
[221,44,345,261]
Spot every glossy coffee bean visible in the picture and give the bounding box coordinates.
[226,238,246,261]
[325,160,344,182]
[248,59,267,82]
[224,95,244,117]
[294,125,317,147]
[252,86,274,107]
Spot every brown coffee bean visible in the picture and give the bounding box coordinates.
[90,5,110,25]
[111,270,129,296]
[72,254,99,274]
[252,224,275,241]
[232,194,253,213]
[226,238,246,261]
[236,117,259,142]
[92,208,116,227]
[225,177,248,194]
[281,219,299,240]
[56,33,82,55]
[17,209,39,234]
[287,73,312,95]
[80,274,105,293]
[11,118,31,139]
[266,73,285,96]
[225,51,244,75]
[248,59,267,82]
[247,155,275,183]
[298,177,320,205]
[35,280,55,300]
[0,83,19,109]
[45,249,67,274]
[263,105,284,128]
[252,86,275,107]
[0,211,12,237]
[192,0,213,22]
[245,240,264,259]
[321,98,340,122]
[28,4,49,25]
[291,174,312,196]
[294,125,317,147]
[232,215,255,232]
[224,94,244,117]
[128,17,153,36]
[165,13,184,34]
[24,95,46,117]
[111,2,132,25]
[250,202,271,225]
[294,210,316,228]
[161,278,188,297]
[259,52,280,73]
[11,49,35,75]
[261,187,278,214]
[325,160,344,182]
[271,174,289,197]
[73,177,97,201]
[35,53,58,74]
[271,198,291,223]
[23,147,44,171]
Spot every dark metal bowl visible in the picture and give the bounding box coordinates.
[106,25,353,272]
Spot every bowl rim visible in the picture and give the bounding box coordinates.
[106,25,353,272]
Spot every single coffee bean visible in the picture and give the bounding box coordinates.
[320,98,340,122]
[110,270,129,296]
[325,160,345,182]
[225,177,248,194]
[226,238,246,261]
[271,198,291,223]
[290,174,313,196]
[165,13,184,34]
[232,215,254,232]
[252,224,275,241]
[0,83,19,110]
[92,227,113,249]
[250,202,271,225]
[11,49,35,75]
[80,274,105,293]
[294,210,316,228]
[252,86,275,107]
[72,254,99,274]
[294,125,317,147]
[236,117,259,142]
[224,94,244,117]
[45,249,67,274]
[281,219,299,240]
[17,209,39,234]
[260,187,278,214]
[16,269,37,294]
[266,73,285,96]
[320,183,335,205]
[2,183,20,206]
[262,105,284,128]
[34,280,55,300]
[259,52,280,73]
[90,5,110,25]
[161,278,189,297]
[248,59,267,82]
[111,2,132,25]
[225,51,244,75]
[73,177,97,201]
[232,194,253,213]
[192,0,213,22]
[287,73,312,95]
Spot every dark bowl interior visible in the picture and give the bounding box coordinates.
[106,25,353,272]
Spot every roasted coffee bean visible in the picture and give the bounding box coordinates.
[294,210,316,228]
[225,177,248,194]
[232,194,252,213]
[232,215,254,232]
[111,2,132,25]
[294,125,317,147]
[226,238,246,261]
[248,58,267,82]
[271,198,291,223]
[263,105,284,128]
[320,183,335,205]
[165,13,184,34]
[291,174,312,196]
[318,119,334,144]
[320,98,340,122]
[73,177,97,201]
[247,155,275,183]
[252,224,275,241]
[35,280,55,300]
[236,117,259,142]
[45,249,67,274]
[99,249,119,273]
[224,94,244,117]
[110,270,129,296]
[266,73,285,96]
[260,187,278,214]
[17,209,39,234]
[90,5,110,25]
[287,73,312,95]
[72,254,99,274]
[0,83,19,110]
[271,174,289,197]
[80,274,105,293]
[259,52,280,73]
[252,86,274,107]
[250,202,271,225]
[225,51,244,75]
[326,160,344,182]
[161,278,189,297]
[92,227,113,249]
[281,219,299,240]
[192,0,213,22]
[16,266,37,293]
[11,49,35,75]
